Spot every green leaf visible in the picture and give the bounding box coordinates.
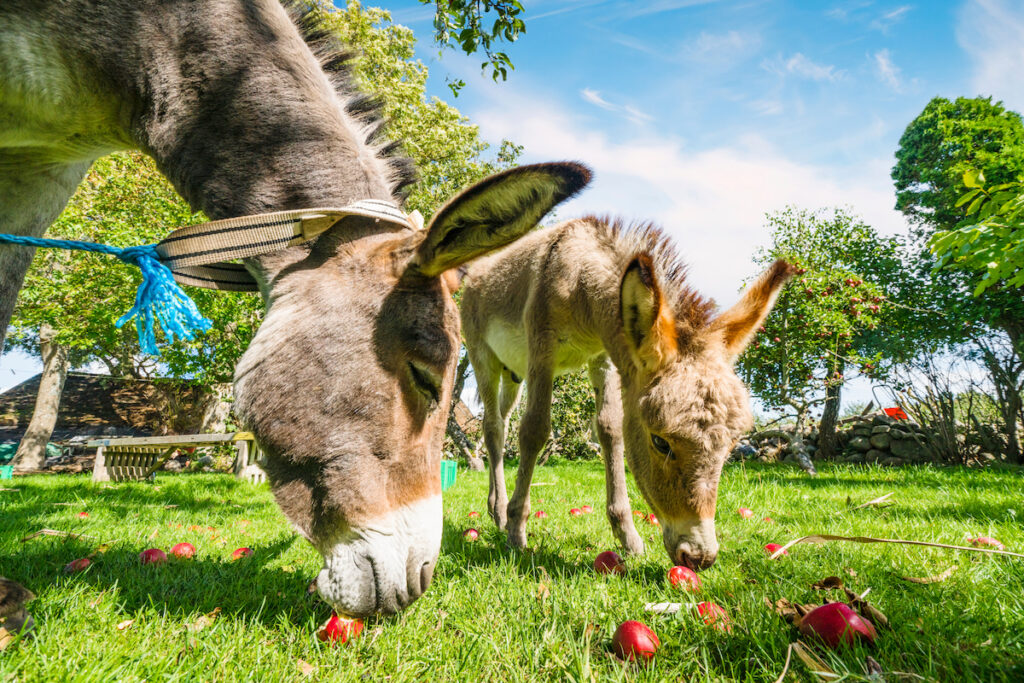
[963,168,984,188]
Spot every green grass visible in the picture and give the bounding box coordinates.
[1,462,1023,681]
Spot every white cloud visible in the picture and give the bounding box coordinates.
[469,85,908,306]
[763,53,842,81]
[869,5,913,32]
[685,30,762,64]
[579,89,653,124]
[873,49,903,91]
[957,0,1024,113]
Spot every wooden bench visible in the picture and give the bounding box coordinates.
[88,432,265,483]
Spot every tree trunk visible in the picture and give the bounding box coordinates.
[11,324,70,472]
[817,361,844,460]
[445,350,484,470]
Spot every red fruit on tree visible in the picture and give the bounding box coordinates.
[798,602,877,648]
[697,602,731,632]
[139,548,167,565]
[231,547,253,560]
[611,620,659,661]
[317,614,364,645]
[667,565,700,591]
[463,528,479,541]
[593,550,626,575]
[64,558,91,573]
[171,542,196,559]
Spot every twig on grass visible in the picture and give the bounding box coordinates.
[20,529,96,542]
[768,534,1024,560]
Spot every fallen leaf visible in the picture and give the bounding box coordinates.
[116,619,134,631]
[187,607,221,632]
[842,587,889,629]
[281,565,295,573]
[88,592,107,607]
[792,640,839,681]
[845,568,858,578]
[21,529,96,542]
[297,660,315,676]
[770,598,818,626]
[261,639,276,647]
[811,576,844,591]
[901,566,956,584]
[536,581,550,602]
[433,610,449,631]
[865,656,884,676]
[848,492,894,511]
[0,627,13,651]
[147,528,159,541]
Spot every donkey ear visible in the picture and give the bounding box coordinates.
[402,162,591,279]
[711,260,796,360]
[620,255,678,372]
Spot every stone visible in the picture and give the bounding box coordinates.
[880,457,905,467]
[849,436,871,452]
[871,425,891,435]
[890,438,927,460]
[978,452,997,463]
[869,433,891,450]
[196,454,214,467]
[872,414,896,426]
[865,449,886,463]
[845,452,865,464]
[889,428,909,441]
[851,427,873,437]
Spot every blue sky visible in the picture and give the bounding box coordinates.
[3,0,1023,410]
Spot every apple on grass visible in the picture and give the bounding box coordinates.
[171,542,196,559]
[64,558,91,573]
[139,548,167,565]
[593,550,625,575]
[697,602,731,632]
[581,505,593,514]
[463,529,479,541]
[646,514,659,527]
[798,602,877,648]
[764,543,788,556]
[611,620,659,661]
[668,565,700,591]
[969,536,1005,550]
[534,510,548,519]
[569,508,583,517]
[467,511,480,519]
[317,614,363,645]
[231,547,253,560]
[77,512,89,519]
[737,508,754,519]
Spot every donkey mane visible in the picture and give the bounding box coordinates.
[585,215,715,331]
[284,0,417,201]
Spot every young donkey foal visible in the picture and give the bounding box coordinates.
[461,217,793,568]
[0,0,590,616]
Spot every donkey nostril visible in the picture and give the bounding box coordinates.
[419,559,436,594]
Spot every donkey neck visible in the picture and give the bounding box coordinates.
[126,0,400,220]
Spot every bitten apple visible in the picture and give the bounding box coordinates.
[317,613,363,645]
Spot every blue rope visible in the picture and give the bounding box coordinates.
[0,233,212,355]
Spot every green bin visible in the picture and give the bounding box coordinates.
[0,466,12,480]
[440,460,457,491]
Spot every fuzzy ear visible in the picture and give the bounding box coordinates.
[620,255,678,372]
[711,260,796,359]
[402,162,591,279]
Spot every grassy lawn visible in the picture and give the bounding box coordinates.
[1,461,1022,681]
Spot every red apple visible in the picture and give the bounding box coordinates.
[534,510,548,519]
[171,542,196,559]
[764,543,788,556]
[467,511,480,518]
[139,548,167,565]
[969,536,1005,550]
[762,516,774,523]
[646,513,659,526]
[581,505,593,514]
[77,511,89,519]
[737,507,753,519]
[317,613,364,645]
[697,601,731,632]
[667,565,700,591]
[64,557,91,573]
[798,602,877,648]
[569,508,583,517]
[231,547,253,560]
[463,528,479,541]
[593,550,626,575]
[611,620,659,661]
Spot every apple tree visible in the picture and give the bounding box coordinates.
[738,207,905,463]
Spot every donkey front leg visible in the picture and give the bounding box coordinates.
[505,357,554,550]
[588,357,644,556]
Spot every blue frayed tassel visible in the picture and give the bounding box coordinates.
[0,234,212,355]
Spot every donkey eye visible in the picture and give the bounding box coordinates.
[408,362,440,406]
[650,434,672,457]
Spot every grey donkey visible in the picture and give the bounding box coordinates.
[0,0,590,616]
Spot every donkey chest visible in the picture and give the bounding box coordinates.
[484,319,603,378]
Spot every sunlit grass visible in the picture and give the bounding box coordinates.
[1,461,1022,681]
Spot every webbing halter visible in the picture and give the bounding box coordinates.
[0,200,421,354]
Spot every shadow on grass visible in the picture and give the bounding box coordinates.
[3,534,327,628]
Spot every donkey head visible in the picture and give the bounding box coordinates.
[234,163,590,617]
[617,257,794,570]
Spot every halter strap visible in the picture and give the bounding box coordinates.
[157,200,421,291]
